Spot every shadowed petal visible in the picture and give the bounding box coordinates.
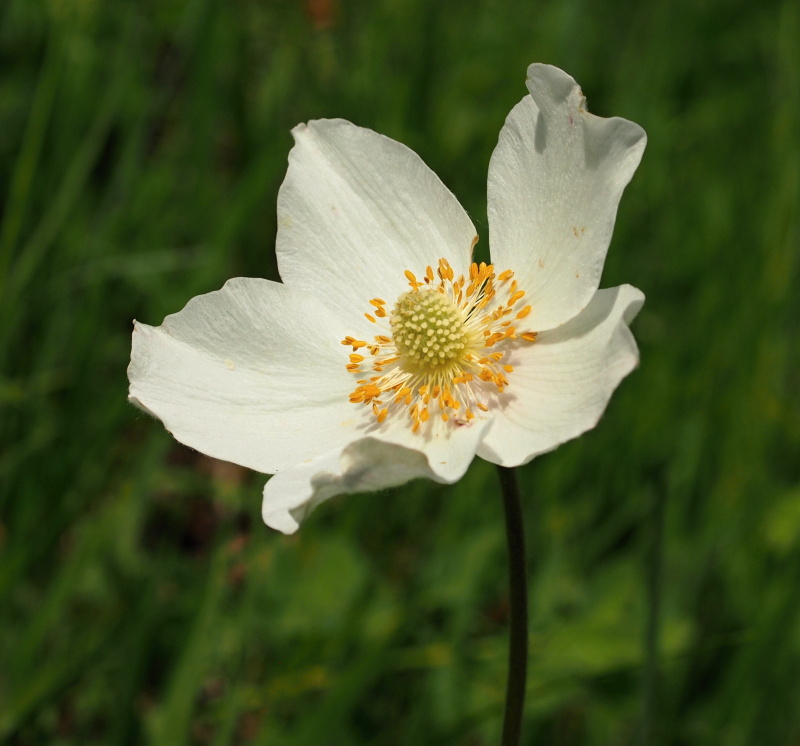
[488,65,646,331]
[477,285,644,466]
[262,415,493,533]
[262,440,434,534]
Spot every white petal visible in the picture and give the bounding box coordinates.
[262,415,494,533]
[476,285,644,467]
[276,119,478,321]
[128,278,362,474]
[376,410,493,483]
[488,64,646,331]
[262,440,434,534]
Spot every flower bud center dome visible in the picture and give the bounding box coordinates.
[390,289,470,371]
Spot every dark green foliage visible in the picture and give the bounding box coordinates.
[1,0,798,743]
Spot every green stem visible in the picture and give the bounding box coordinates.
[496,465,529,746]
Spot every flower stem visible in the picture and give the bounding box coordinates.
[496,465,529,746]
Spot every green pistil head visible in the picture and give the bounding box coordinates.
[390,289,469,371]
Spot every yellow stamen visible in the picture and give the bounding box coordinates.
[344,259,538,432]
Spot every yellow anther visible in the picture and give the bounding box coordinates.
[345,258,538,430]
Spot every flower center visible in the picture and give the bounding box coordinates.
[342,258,537,432]
[390,289,470,372]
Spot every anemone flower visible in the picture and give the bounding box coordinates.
[128,63,646,535]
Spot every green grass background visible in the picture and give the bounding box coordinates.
[1,0,798,743]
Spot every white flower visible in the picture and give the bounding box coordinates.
[128,64,646,534]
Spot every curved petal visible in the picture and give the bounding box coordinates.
[488,64,646,331]
[476,285,644,467]
[128,278,364,474]
[262,439,435,534]
[262,416,493,534]
[375,410,493,482]
[276,119,478,322]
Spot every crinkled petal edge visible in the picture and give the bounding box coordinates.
[262,423,490,534]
